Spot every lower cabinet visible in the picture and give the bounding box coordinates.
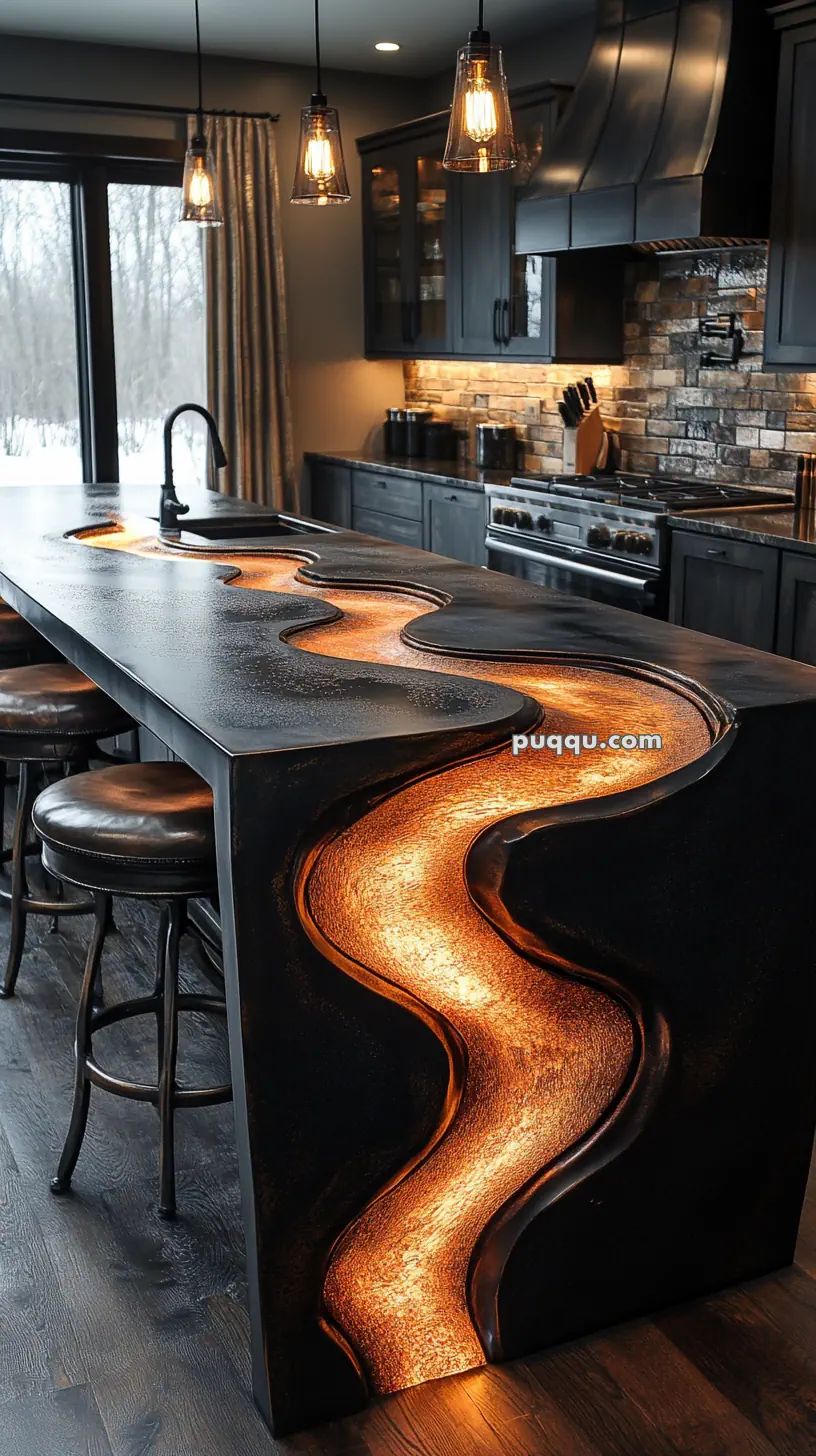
[306,459,488,565]
[424,483,486,566]
[351,507,423,548]
[309,462,352,529]
[669,531,780,652]
[777,552,816,664]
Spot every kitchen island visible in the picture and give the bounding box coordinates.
[2,482,816,1438]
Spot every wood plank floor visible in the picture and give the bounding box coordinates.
[0,851,813,1455]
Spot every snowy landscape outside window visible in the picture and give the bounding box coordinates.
[0,175,207,488]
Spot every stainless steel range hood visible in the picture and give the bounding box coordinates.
[516,0,778,254]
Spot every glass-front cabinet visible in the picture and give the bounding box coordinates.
[506,93,558,356]
[358,85,623,365]
[360,122,452,356]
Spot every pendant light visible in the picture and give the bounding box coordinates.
[179,0,222,226]
[291,0,351,205]
[443,0,516,174]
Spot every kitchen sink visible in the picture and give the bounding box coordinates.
[148,512,335,541]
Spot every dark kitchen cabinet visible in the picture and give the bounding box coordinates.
[308,461,351,528]
[450,87,562,358]
[766,3,816,368]
[669,531,780,652]
[776,551,816,663]
[359,87,623,365]
[423,483,486,566]
[359,119,452,357]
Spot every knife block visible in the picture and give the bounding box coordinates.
[562,406,605,476]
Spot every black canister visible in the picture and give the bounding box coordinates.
[475,422,518,470]
[383,408,407,457]
[424,419,456,461]
[405,407,433,457]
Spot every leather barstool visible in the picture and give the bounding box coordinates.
[0,598,59,864]
[33,762,232,1220]
[0,663,134,998]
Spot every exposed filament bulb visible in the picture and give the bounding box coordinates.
[464,66,499,144]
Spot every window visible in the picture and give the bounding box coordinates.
[0,135,207,488]
[109,182,206,488]
[0,178,83,485]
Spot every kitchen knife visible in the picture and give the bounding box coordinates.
[577,380,591,411]
[559,400,577,429]
[585,375,598,404]
[567,386,584,418]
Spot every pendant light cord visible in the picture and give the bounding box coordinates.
[314,0,323,98]
[478,0,484,29]
[194,0,204,130]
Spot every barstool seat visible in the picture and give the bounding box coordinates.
[0,663,132,760]
[33,763,216,895]
[0,601,43,653]
[0,664,135,998]
[34,762,229,1220]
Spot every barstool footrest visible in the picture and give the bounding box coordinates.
[85,992,232,1106]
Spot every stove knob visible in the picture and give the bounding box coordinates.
[494,508,508,525]
[517,511,533,530]
[634,534,653,555]
[588,524,611,548]
[536,515,552,533]
[625,532,642,553]
[614,530,629,550]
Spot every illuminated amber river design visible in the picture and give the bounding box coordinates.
[79,521,713,1396]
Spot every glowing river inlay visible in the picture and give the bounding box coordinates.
[78,521,713,1395]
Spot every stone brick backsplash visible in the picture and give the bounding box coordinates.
[404,247,815,492]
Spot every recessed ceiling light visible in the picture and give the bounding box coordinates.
[375,41,401,52]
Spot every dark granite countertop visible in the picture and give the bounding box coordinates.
[305,450,516,492]
[665,505,816,555]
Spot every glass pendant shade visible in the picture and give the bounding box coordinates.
[444,33,517,173]
[292,96,351,205]
[179,135,222,226]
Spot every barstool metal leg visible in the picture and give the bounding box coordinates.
[2,763,37,998]
[50,891,110,1195]
[0,759,5,870]
[153,904,170,1090]
[158,901,184,1220]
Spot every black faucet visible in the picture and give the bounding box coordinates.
[160,403,228,537]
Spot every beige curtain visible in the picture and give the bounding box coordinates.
[194,115,296,509]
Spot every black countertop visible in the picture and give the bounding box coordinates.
[665,505,816,554]
[0,483,815,729]
[305,450,516,492]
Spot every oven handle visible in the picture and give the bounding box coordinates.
[485,536,655,592]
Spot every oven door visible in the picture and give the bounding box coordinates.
[486,535,663,616]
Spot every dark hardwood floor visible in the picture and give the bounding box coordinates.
[0,840,814,1455]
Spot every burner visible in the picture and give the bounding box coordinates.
[513,472,794,514]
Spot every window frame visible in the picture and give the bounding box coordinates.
[0,130,185,483]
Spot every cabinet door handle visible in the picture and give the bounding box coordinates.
[401,301,411,345]
[502,297,511,347]
[706,547,727,556]
[493,298,501,347]
[447,493,458,502]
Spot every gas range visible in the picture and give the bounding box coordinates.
[485,472,793,616]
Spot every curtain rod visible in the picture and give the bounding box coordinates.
[0,91,279,122]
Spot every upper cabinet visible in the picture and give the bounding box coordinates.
[357,87,623,365]
[766,3,816,368]
[360,120,452,357]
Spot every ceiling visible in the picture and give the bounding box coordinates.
[0,0,593,77]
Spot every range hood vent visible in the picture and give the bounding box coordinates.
[516,0,778,255]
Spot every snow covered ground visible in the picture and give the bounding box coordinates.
[0,421,207,489]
